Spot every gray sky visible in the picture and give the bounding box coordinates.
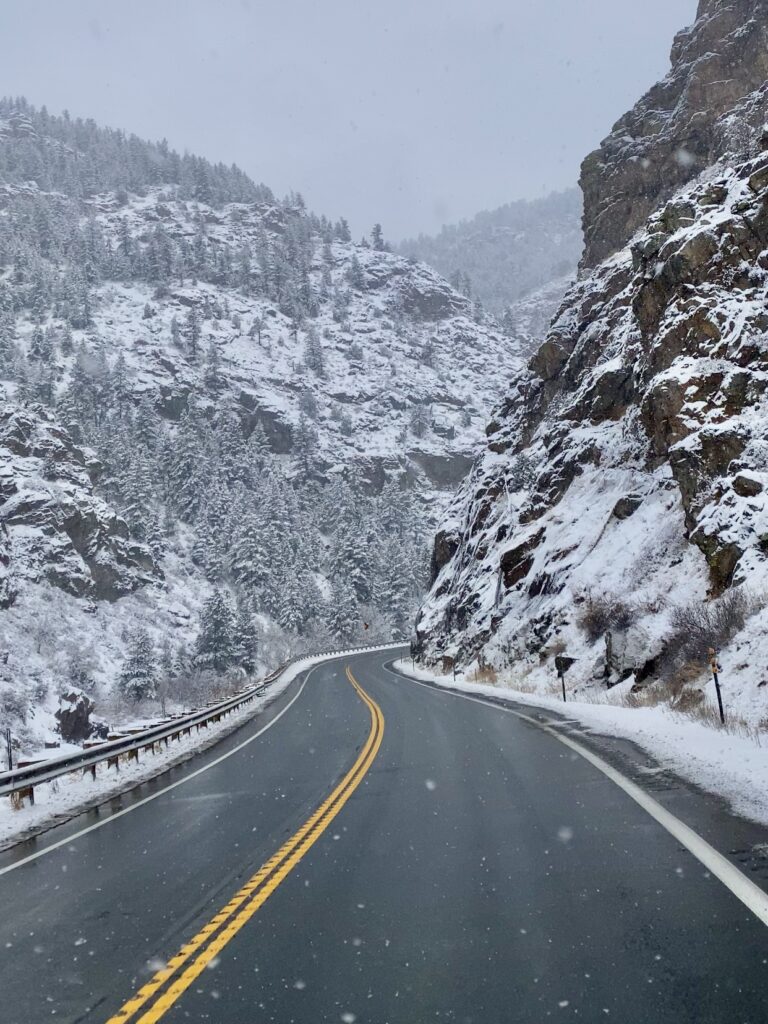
[1,0,697,239]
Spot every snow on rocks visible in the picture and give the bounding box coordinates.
[417,100,768,730]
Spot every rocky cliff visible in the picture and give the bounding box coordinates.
[416,1,768,719]
[0,403,158,603]
[581,0,768,267]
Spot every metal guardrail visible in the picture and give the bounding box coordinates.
[0,641,405,805]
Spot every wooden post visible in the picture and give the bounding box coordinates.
[708,648,725,725]
[554,654,576,703]
[12,785,34,808]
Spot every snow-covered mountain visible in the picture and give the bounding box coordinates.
[397,189,582,328]
[0,100,522,752]
[416,0,768,726]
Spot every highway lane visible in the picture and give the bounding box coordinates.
[2,648,768,1022]
[0,656,380,1023]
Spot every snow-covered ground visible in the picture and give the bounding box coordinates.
[0,646,400,851]
[393,659,768,827]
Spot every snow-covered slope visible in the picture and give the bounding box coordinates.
[398,189,581,318]
[0,101,523,754]
[416,1,768,728]
[77,190,514,491]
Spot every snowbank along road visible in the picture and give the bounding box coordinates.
[1,647,768,1023]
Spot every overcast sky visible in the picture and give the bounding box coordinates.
[1,0,697,239]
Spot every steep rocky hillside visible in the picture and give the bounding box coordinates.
[0,100,522,752]
[581,0,768,266]
[416,0,768,724]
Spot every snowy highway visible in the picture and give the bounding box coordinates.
[2,648,768,1023]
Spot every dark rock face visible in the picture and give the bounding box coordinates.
[417,115,768,668]
[416,0,768,685]
[0,403,160,601]
[612,495,643,521]
[409,451,475,490]
[580,0,768,268]
[56,690,97,743]
[0,521,15,609]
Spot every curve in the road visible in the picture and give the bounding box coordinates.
[392,666,768,929]
[106,665,384,1024]
[0,666,314,879]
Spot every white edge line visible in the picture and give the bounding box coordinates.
[0,663,320,876]
[0,644,405,876]
[388,664,768,929]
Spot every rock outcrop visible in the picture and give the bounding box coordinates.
[56,689,99,743]
[417,0,768,691]
[0,403,159,600]
[580,0,768,267]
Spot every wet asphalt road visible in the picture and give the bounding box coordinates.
[1,648,767,1023]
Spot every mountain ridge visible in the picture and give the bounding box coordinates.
[0,99,522,753]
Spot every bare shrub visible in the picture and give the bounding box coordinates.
[623,683,668,709]
[577,593,636,642]
[666,588,752,670]
[0,687,27,723]
[670,687,705,714]
[682,700,758,740]
[475,666,498,685]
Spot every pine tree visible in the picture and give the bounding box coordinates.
[186,306,201,361]
[204,338,221,390]
[230,509,273,597]
[157,638,175,715]
[118,629,157,702]
[246,422,271,471]
[133,394,162,452]
[292,414,318,478]
[168,410,205,520]
[250,315,265,345]
[371,223,385,251]
[194,589,235,674]
[373,534,413,634]
[303,327,325,376]
[328,577,359,642]
[233,603,259,674]
[335,218,351,242]
[346,254,365,288]
[111,353,132,419]
[276,560,306,634]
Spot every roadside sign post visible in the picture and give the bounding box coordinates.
[708,648,725,725]
[554,655,576,703]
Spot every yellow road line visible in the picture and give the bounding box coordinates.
[105,665,383,1024]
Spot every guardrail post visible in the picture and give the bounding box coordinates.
[108,755,119,772]
[13,785,33,808]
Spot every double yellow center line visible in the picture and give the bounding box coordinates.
[106,665,384,1024]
